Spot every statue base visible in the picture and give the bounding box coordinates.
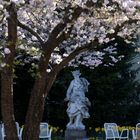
[65,129,87,140]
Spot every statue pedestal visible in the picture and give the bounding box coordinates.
[65,129,87,140]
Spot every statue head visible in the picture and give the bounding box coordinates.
[72,70,81,78]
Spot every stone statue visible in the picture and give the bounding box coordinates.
[65,70,91,130]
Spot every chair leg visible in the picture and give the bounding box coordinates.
[19,136,22,140]
[2,136,5,140]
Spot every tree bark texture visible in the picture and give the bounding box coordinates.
[1,70,18,140]
[1,3,18,140]
[23,71,47,140]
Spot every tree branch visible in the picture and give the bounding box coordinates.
[43,6,83,52]
[46,6,83,43]
[17,20,44,45]
[0,15,5,24]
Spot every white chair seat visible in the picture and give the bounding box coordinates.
[39,122,52,140]
[132,123,140,140]
[104,123,129,140]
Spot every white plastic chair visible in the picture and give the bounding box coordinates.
[39,122,52,140]
[1,122,23,140]
[132,123,140,140]
[104,123,129,140]
[0,123,2,140]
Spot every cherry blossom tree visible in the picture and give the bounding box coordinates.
[0,0,140,140]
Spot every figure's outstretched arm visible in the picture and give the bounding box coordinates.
[86,98,91,106]
[85,79,90,92]
[81,78,90,92]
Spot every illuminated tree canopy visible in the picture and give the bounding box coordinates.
[0,0,140,140]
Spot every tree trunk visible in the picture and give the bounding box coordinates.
[1,70,18,140]
[23,72,47,140]
[1,3,18,140]
[22,67,59,140]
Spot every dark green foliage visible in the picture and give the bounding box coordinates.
[13,50,36,125]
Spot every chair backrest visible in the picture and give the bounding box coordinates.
[0,123,2,139]
[15,122,20,134]
[2,122,20,135]
[39,123,49,137]
[136,123,140,138]
[104,123,119,138]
